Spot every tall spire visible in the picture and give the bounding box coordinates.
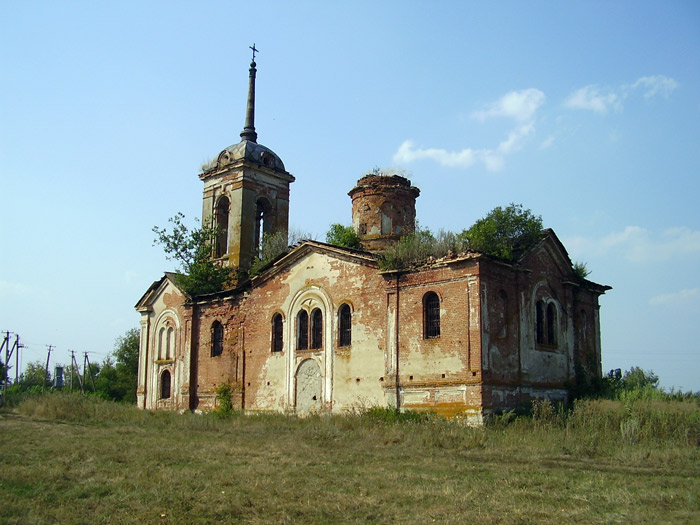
[240,44,258,143]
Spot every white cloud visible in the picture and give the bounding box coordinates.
[566,226,700,264]
[393,137,527,173]
[631,75,678,99]
[472,88,545,122]
[497,123,534,154]
[393,140,477,168]
[564,85,621,113]
[649,288,700,306]
[482,151,505,172]
[565,75,677,115]
[394,89,542,171]
[539,135,555,149]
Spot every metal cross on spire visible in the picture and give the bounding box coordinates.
[250,43,258,61]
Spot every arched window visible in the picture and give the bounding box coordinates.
[311,308,323,349]
[296,310,309,350]
[424,292,440,339]
[215,196,230,257]
[211,321,224,357]
[380,201,392,235]
[338,304,352,347]
[255,198,272,258]
[271,313,284,352]
[160,370,171,399]
[158,327,166,359]
[536,300,545,344]
[546,303,557,345]
[166,327,174,359]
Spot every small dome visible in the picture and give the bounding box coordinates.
[216,140,286,172]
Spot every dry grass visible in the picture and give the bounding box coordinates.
[0,393,698,524]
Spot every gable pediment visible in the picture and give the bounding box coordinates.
[518,229,611,294]
[251,241,378,286]
[135,273,186,312]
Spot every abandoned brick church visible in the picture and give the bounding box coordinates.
[136,56,610,422]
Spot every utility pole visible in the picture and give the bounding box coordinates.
[70,351,83,393]
[45,345,54,390]
[13,335,24,384]
[83,352,97,392]
[2,331,10,393]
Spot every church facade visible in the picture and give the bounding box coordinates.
[135,57,610,422]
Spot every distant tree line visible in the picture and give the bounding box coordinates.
[4,328,139,404]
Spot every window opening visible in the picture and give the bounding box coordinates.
[255,198,272,259]
[311,308,323,349]
[380,202,392,235]
[160,370,171,399]
[166,327,174,359]
[296,310,309,350]
[158,327,166,359]
[211,321,224,357]
[424,292,440,338]
[215,196,230,257]
[272,313,283,352]
[338,304,352,347]
[536,300,545,344]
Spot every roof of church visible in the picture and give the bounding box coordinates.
[215,139,286,172]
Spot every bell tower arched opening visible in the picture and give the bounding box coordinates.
[255,197,273,259]
[214,196,230,258]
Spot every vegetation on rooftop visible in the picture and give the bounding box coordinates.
[248,228,315,277]
[325,223,362,250]
[376,203,544,270]
[378,227,468,270]
[462,203,543,260]
[153,213,235,296]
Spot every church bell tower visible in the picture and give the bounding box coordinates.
[199,45,294,273]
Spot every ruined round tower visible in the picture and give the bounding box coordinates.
[348,174,420,252]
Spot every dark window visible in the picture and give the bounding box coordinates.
[536,300,545,344]
[338,304,351,347]
[215,196,229,257]
[212,321,224,357]
[424,292,440,339]
[546,303,557,345]
[160,370,171,399]
[297,310,309,350]
[272,313,283,352]
[311,308,323,349]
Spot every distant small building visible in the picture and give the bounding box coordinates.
[53,366,64,389]
[136,57,610,422]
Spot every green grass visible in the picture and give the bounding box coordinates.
[0,392,698,524]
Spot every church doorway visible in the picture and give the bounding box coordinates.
[295,359,322,414]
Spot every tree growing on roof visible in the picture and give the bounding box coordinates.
[325,224,362,250]
[153,213,235,296]
[461,203,543,261]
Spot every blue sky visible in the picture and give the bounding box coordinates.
[2,1,699,390]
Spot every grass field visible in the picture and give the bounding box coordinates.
[0,393,698,524]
